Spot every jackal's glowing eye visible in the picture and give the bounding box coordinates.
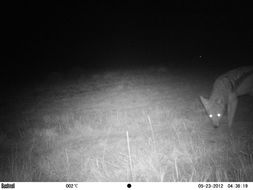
[209,114,213,118]
[217,113,221,117]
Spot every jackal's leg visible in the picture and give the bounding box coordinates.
[228,93,238,128]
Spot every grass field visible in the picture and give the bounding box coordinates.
[0,65,252,182]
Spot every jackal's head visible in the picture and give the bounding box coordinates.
[200,96,225,128]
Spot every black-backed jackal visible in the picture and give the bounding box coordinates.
[200,66,253,128]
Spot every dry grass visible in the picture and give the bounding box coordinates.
[0,66,252,182]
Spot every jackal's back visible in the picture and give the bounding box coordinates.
[210,66,253,103]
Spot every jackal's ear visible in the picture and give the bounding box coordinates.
[200,96,209,111]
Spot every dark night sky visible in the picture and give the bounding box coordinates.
[3,1,253,81]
